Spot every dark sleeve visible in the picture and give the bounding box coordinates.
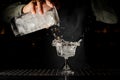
[2,2,25,23]
[91,0,118,24]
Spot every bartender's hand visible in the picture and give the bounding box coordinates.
[22,0,54,14]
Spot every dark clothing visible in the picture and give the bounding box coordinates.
[58,0,91,41]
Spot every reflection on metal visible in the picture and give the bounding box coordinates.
[0,68,110,76]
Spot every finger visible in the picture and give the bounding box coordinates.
[31,1,36,14]
[36,0,43,14]
[45,0,54,8]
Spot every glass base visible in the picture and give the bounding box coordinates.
[61,70,74,76]
[61,64,74,76]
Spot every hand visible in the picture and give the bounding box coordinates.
[22,0,54,14]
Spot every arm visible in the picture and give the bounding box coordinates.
[91,0,118,24]
[3,2,25,23]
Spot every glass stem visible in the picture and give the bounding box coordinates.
[65,59,69,70]
[65,59,67,70]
